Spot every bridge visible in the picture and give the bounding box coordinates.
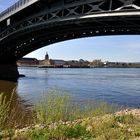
[0,0,140,79]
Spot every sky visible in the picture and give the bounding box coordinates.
[1,0,140,62]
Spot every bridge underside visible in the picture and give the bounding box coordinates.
[1,13,140,64]
[0,13,140,63]
[1,0,140,79]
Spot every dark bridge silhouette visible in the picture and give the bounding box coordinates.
[0,0,140,79]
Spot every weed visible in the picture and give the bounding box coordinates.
[0,93,10,128]
[35,94,72,124]
[114,114,135,124]
[64,124,92,138]
[34,93,115,124]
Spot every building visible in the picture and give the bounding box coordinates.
[39,52,51,66]
[17,58,39,67]
[65,59,89,68]
[90,59,104,68]
[50,59,66,66]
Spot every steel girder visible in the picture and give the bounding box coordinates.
[0,0,140,62]
[1,0,140,40]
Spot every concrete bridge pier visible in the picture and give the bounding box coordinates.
[0,63,20,81]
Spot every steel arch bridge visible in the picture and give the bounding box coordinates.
[0,0,140,64]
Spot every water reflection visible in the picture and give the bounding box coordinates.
[0,80,33,128]
[0,80,17,102]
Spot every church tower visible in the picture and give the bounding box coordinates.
[45,52,49,60]
[43,51,51,66]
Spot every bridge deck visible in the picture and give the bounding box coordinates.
[0,0,39,22]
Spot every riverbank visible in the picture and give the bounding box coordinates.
[18,65,140,68]
[0,88,140,139]
[0,108,140,140]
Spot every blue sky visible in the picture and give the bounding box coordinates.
[1,0,140,62]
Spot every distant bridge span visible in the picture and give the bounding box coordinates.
[0,0,140,79]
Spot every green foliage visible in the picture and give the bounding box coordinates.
[26,113,140,140]
[93,114,140,140]
[0,90,140,140]
[114,114,135,124]
[0,93,10,128]
[27,128,49,140]
[0,129,14,140]
[84,101,115,117]
[35,94,72,124]
[64,124,92,139]
[34,92,115,125]
[26,124,92,140]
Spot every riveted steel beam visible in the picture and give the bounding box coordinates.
[0,0,140,62]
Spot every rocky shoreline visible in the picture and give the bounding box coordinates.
[4,109,138,140]
[116,109,140,118]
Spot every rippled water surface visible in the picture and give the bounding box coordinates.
[1,67,140,107]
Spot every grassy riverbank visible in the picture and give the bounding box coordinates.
[0,92,140,140]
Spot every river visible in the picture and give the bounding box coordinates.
[0,67,140,108]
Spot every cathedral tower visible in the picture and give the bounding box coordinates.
[45,52,49,60]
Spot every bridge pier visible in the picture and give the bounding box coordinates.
[0,63,21,81]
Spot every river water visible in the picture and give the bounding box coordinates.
[0,67,140,108]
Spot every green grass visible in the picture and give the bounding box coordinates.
[26,124,93,140]
[35,94,71,124]
[34,92,115,124]
[0,91,34,130]
[25,113,140,140]
[24,93,140,140]
[0,91,140,140]
[0,93,11,128]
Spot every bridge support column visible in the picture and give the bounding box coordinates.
[0,63,20,81]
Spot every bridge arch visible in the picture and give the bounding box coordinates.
[1,0,140,63]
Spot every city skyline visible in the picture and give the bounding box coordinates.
[1,0,140,62]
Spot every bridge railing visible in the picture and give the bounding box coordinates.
[0,0,38,22]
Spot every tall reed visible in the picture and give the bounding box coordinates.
[0,93,10,128]
[34,93,115,124]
